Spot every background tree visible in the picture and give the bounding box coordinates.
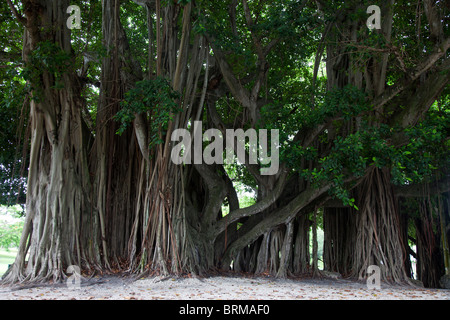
[0,1,28,207]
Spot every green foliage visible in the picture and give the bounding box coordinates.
[21,40,72,98]
[267,82,448,209]
[0,221,23,250]
[71,0,103,126]
[0,2,27,206]
[224,163,257,195]
[295,111,448,209]
[0,67,27,206]
[391,111,450,185]
[177,0,192,5]
[0,206,24,250]
[263,85,369,133]
[120,1,149,73]
[115,77,182,147]
[260,85,371,208]
[199,0,319,85]
[299,130,371,209]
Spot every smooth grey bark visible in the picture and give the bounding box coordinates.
[3,0,99,284]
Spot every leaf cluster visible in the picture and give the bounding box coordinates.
[21,40,72,98]
[115,77,182,147]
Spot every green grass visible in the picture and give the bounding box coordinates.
[0,248,17,277]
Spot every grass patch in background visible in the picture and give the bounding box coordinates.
[0,205,23,278]
[0,248,17,277]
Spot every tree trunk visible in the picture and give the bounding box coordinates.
[397,201,414,279]
[311,210,319,277]
[351,167,410,284]
[95,0,144,269]
[439,192,450,276]
[414,197,445,288]
[276,221,294,278]
[323,207,356,276]
[292,214,311,274]
[3,0,100,283]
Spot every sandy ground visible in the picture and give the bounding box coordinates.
[0,274,449,300]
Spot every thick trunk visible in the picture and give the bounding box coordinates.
[3,0,99,283]
[276,221,294,278]
[414,197,445,288]
[95,0,143,268]
[292,214,311,274]
[351,168,410,284]
[324,2,414,285]
[127,2,214,275]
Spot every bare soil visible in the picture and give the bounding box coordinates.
[0,274,449,300]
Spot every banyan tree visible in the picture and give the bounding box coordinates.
[1,0,449,288]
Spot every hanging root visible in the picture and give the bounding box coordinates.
[352,167,410,285]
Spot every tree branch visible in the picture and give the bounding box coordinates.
[242,0,264,59]
[207,101,266,186]
[423,0,443,42]
[221,183,330,267]
[388,57,450,128]
[193,163,228,228]
[134,113,150,163]
[373,37,450,109]
[0,50,16,62]
[6,0,27,26]
[263,38,280,57]
[214,169,289,235]
[229,0,238,38]
[207,35,253,110]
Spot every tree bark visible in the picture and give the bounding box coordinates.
[3,0,100,283]
[351,168,410,284]
[414,196,445,288]
[323,207,356,276]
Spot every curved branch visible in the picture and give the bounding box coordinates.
[312,19,335,107]
[373,38,450,109]
[194,163,227,228]
[207,35,253,110]
[389,57,450,128]
[221,183,330,267]
[213,169,289,236]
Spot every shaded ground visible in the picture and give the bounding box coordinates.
[0,274,449,300]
